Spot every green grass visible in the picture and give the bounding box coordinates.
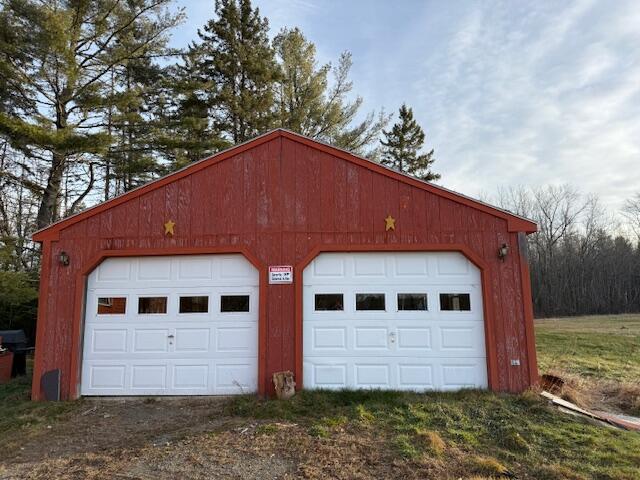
[536,314,640,382]
[227,388,640,479]
[1,315,639,478]
[0,370,77,435]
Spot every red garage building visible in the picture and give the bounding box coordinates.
[32,129,538,400]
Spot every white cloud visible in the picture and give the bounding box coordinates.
[411,0,640,213]
[173,0,640,214]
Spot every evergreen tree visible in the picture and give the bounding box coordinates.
[273,28,388,156]
[193,0,279,143]
[103,3,181,198]
[273,28,328,136]
[107,59,165,196]
[0,0,183,228]
[153,50,228,171]
[380,104,440,181]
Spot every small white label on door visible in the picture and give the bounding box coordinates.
[269,265,293,284]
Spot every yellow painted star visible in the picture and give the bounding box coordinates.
[164,220,176,236]
[384,214,396,231]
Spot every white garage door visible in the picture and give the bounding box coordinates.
[303,252,487,391]
[81,254,258,396]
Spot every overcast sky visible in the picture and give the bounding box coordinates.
[170,0,640,213]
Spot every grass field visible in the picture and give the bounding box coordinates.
[535,314,640,416]
[0,314,639,479]
[536,314,640,382]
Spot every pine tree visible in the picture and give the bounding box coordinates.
[193,0,280,143]
[273,28,388,156]
[273,28,328,135]
[380,104,440,181]
[153,50,229,171]
[103,4,181,198]
[0,0,183,228]
[107,58,165,195]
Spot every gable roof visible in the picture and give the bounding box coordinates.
[33,129,537,241]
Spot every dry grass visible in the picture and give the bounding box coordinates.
[597,381,640,415]
[536,314,640,416]
[415,429,446,456]
[466,456,512,477]
[540,368,640,421]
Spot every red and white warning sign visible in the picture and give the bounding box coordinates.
[269,265,293,284]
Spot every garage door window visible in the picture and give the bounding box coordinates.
[356,293,385,311]
[439,293,471,311]
[397,293,427,311]
[179,296,209,313]
[138,296,168,314]
[314,293,344,311]
[221,295,250,312]
[97,297,126,315]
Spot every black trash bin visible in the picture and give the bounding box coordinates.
[0,330,34,377]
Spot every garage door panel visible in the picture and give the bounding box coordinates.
[304,362,348,389]
[96,258,131,282]
[354,254,387,277]
[216,326,255,352]
[219,256,256,279]
[172,364,209,390]
[441,362,487,390]
[91,329,128,353]
[133,329,169,353]
[88,364,126,390]
[215,362,256,393]
[81,254,258,396]
[174,328,210,352]
[398,364,434,389]
[312,255,346,277]
[131,364,167,389]
[439,325,486,352]
[354,327,390,350]
[311,327,347,350]
[397,327,432,350]
[394,255,428,276]
[303,252,487,391]
[436,253,470,276]
[137,257,172,281]
[177,257,213,280]
[355,364,391,388]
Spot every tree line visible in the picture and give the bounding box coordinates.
[494,186,640,318]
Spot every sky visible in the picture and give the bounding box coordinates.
[169,0,640,214]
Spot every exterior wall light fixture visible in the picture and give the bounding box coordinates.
[59,251,70,266]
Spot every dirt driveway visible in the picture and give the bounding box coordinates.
[0,397,408,480]
[3,389,640,479]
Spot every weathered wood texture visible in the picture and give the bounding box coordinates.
[33,133,537,399]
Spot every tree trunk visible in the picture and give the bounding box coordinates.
[36,100,68,229]
[36,151,65,229]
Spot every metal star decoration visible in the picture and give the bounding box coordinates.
[384,214,396,231]
[164,220,176,236]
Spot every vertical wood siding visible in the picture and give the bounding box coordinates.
[35,136,535,399]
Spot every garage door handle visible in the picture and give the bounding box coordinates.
[389,332,396,344]
[167,334,175,339]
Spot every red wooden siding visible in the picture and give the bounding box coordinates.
[32,131,537,400]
